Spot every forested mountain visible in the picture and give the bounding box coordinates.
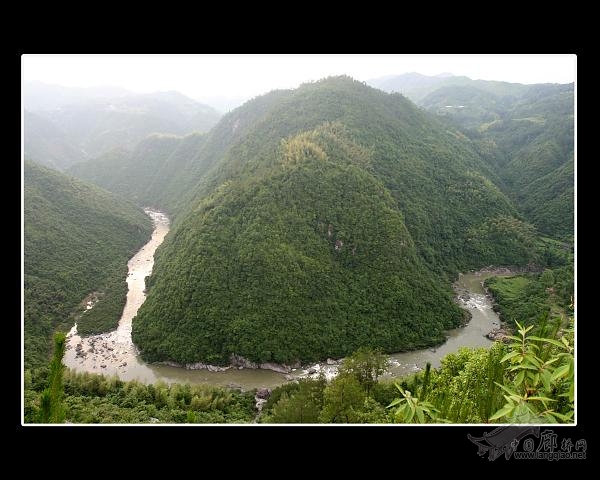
[130,76,537,366]
[369,74,574,238]
[425,83,573,238]
[24,161,152,369]
[69,133,207,212]
[24,82,221,165]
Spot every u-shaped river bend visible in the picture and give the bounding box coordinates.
[64,209,507,390]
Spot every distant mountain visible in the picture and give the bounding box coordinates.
[130,76,536,367]
[24,82,222,163]
[24,81,132,111]
[368,72,455,101]
[368,72,527,104]
[24,161,152,369]
[24,110,84,170]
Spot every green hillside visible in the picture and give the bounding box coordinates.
[24,161,152,369]
[68,133,209,213]
[132,77,537,366]
[420,83,574,238]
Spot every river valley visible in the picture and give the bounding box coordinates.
[64,209,509,391]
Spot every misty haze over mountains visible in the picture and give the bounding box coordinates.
[24,81,221,169]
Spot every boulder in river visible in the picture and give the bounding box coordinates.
[206,364,229,372]
[256,388,272,399]
[260,362,291,374]
[486,328,511,343]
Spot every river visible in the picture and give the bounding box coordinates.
[64,208,507,390]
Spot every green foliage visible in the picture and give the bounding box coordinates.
[485,266,573,327]
[466,215,538,266]
[318,373,366,423]
[371,73,530,105]
[382,316,574,424]
[259,314,574,425]
[69,133,209,217]
[39,332,66,423]
[24,110,83,170]
[519,159,574,238]
[25,369,256,424]
[490,321,574,423]
[338,347,389,395]
[262,348,394,424]
[260,376,326,423]
[133,123,467,364]
[387,384,440,423]
[428,344,507,423]
[24,161,152,369]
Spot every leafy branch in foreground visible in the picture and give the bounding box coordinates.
[387,384,441,423]
[489,320,574,423]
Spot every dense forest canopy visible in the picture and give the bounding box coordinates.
[370,74,573,239]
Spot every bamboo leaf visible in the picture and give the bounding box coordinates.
[541,371,551,392]
[500,351,520,363]
[514,370,525,387]
[490,405,514,421]
[530,336,564,349]
[551,364,569,381]
[527,396,555,402]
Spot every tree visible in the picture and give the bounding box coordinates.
[338,347,389,396]
[264,377,326,423]
[39,332,66,423]
[319,373,366,423]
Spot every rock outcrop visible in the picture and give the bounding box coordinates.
[486,328,511,343]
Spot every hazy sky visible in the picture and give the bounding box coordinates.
[23,54,576,103]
